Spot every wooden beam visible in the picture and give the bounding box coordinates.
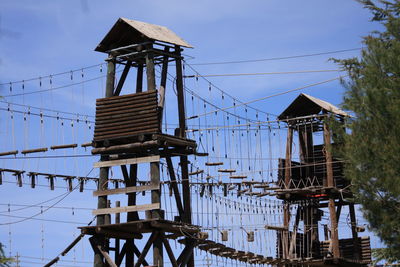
[93,184,159,197]
[166,156,185,219]
[284,127,293,186]
[95,227,142,239]
[21,147,48,154]
[43,257,59,267]
[95,158,110,265]
[134,232,159,267]
[158,47,169,129]
[50,144,78,150]
[61,233,84,256]
[113,61,131,96]
[89,236,117,267]
[177,239,196,266]
[92,203,160,216]
[0,150,18,157]
[132,243,149,266]
[150,152,163,266]
[146,46,156,92]
[175,46,186,137]
[93,155,160,168]
[128,164,139,222]
[288,207,301,258]
[136,64,143,93]
[162,236,179,267]
[336,204,342,223]
[116,242,126,266]
[349,203,360,260]
[114,201,121,265]
[323,121,340,258]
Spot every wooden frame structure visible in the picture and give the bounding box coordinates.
[274,94,371,266]
[82,18,198,267]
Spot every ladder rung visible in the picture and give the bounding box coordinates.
[205,162,223,166]
[93,184,159,197]
[189,170,204,176]
[93,155,160,168]
[218,169,236,173]
[229,175,247,179]
[92,203,160,215]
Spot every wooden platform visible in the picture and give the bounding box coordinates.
[79,219,200,240]
[91,132,197,156]
[274,186,353,201]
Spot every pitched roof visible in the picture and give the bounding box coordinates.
[95,18,193,52]
[278,93,348,120]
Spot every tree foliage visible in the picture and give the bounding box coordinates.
[0,243,13,267]
[334,0,400,260]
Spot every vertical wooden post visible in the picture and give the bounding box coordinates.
[298,126,313,178]
[282,126,293,259]
[94,56,115,267]
[105,57,116,98]
[349,203,360,260]
[323,121,340,258]
[114,201,120,264]
[284,127,293,187]
[136,64,143,93]
[158,47,170,129]
[175,45,194,267]
[175,46,186,138]
[145,49,156,92]
[145,48,163,267]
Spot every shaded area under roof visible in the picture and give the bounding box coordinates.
[95,18,193,53]
[278,93,348,120]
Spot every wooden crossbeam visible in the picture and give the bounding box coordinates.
[92,203,160,216]
[89,236,117,267]
[134,232,159,267]
[165,156,185,220]
[162,235,178,267]
[93,184,159,197]
[94,155,160,168]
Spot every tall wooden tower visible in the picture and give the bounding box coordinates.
[80,18,199,267]
[274,94,372,266]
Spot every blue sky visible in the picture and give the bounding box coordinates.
[0,0,384,266]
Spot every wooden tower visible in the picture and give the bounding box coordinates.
[274,94,372,266]
[80,18,199,267]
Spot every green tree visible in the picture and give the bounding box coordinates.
[334,0,400,261]
[0,243,13,267]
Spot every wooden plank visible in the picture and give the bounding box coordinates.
[95,106,157,119]
[93,128,159,141]
[96,101,158,116]
[93,184,160,197]
[94,114,158,129]
[91,140,159,155]
[218,169,236,173]
[205,162,223,166]
[93,155,160,168]
[21,147,48,154]
[94,120,159,135]
[50,144,78,150]
[0,150,18,157]
[92,203,160,215]
[96,91,156,104]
